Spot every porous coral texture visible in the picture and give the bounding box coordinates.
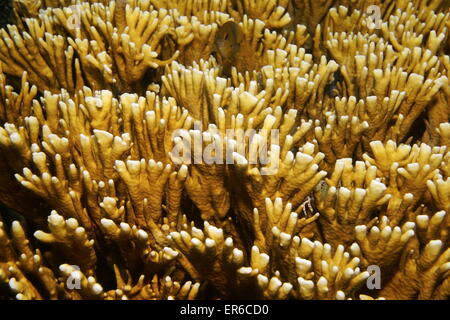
[0,0,449,300]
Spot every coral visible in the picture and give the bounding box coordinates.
[0,0,449,300]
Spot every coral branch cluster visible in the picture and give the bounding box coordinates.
[0,0,449,300]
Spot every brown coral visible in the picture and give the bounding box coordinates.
[0,0,449,300]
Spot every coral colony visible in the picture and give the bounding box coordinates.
[0,0,449,300]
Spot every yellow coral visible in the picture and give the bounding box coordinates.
[0,0,449,300]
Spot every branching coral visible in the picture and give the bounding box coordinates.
[0,0,449,300]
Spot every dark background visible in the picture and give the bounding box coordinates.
[0,0,13,28]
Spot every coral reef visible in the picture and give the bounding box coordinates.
[0,0,449,300]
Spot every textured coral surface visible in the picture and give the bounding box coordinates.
[0,0,449,300]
